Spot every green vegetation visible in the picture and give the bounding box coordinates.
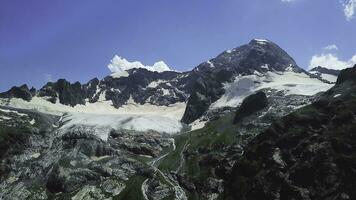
[158,134,189,172]
[159,112,237,172]
[157,112,240,198]
[113,175,146,200]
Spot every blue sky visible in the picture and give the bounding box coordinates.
[0,0,355,92]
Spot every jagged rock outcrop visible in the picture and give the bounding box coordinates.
[233,91,268,124]
[38,79,87,106]
[224,66,356,200]
[0,84,35,101]
[99,68,191,108]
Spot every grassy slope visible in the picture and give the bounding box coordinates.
[158,112,239,199]
[114,175,146,200]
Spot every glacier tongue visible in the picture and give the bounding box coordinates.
[1,96,187,140]
[58,113,183,141]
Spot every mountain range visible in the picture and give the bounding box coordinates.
[0,39,353,200]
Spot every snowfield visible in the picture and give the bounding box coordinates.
[0,96,187,140]
[210,69,333,109]
[309,71,338,83]
[2,96,186,119]
[58,113,183,141]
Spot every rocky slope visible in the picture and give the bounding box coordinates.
[224,65,356,200]
[156,89,317,199]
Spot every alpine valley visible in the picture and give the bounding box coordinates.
[1,39,355,200]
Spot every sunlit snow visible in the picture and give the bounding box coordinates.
[210,70,333,109]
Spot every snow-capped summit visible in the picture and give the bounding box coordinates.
[194,38,298,74]
[251,38,270,45]
[181,39,331,123]
[108,55,172,78]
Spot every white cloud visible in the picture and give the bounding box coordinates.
[107,55,172,74]
[323,44,338,51]
[343,0,356,21]
[309,53,356,70]
[281,0,296,2]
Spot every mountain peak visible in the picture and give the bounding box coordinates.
[249,38,271,45]
[195,39,298,73]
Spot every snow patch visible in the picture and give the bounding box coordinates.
[254,39,269,45]
[161,88,170,96]
[147,80,166,88]
[30,153,40,159]
[29,119,36,125]
[334,94,341,98]
[98,91,107,102]
[207,60,215,68]
[0,116,12,120]
[0,108,27,117]
[261,64,269,69]
[190,119,206,131]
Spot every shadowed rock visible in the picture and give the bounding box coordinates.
[233,91,268,124]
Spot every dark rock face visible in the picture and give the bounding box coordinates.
[224,66,356,200]
[0,84,34,101]
[38,79,87,106]
[99,69,191,108]
[336,64,356,85]
[182,39,301,124]
[181,71,227,124]
[233,91,268,124]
